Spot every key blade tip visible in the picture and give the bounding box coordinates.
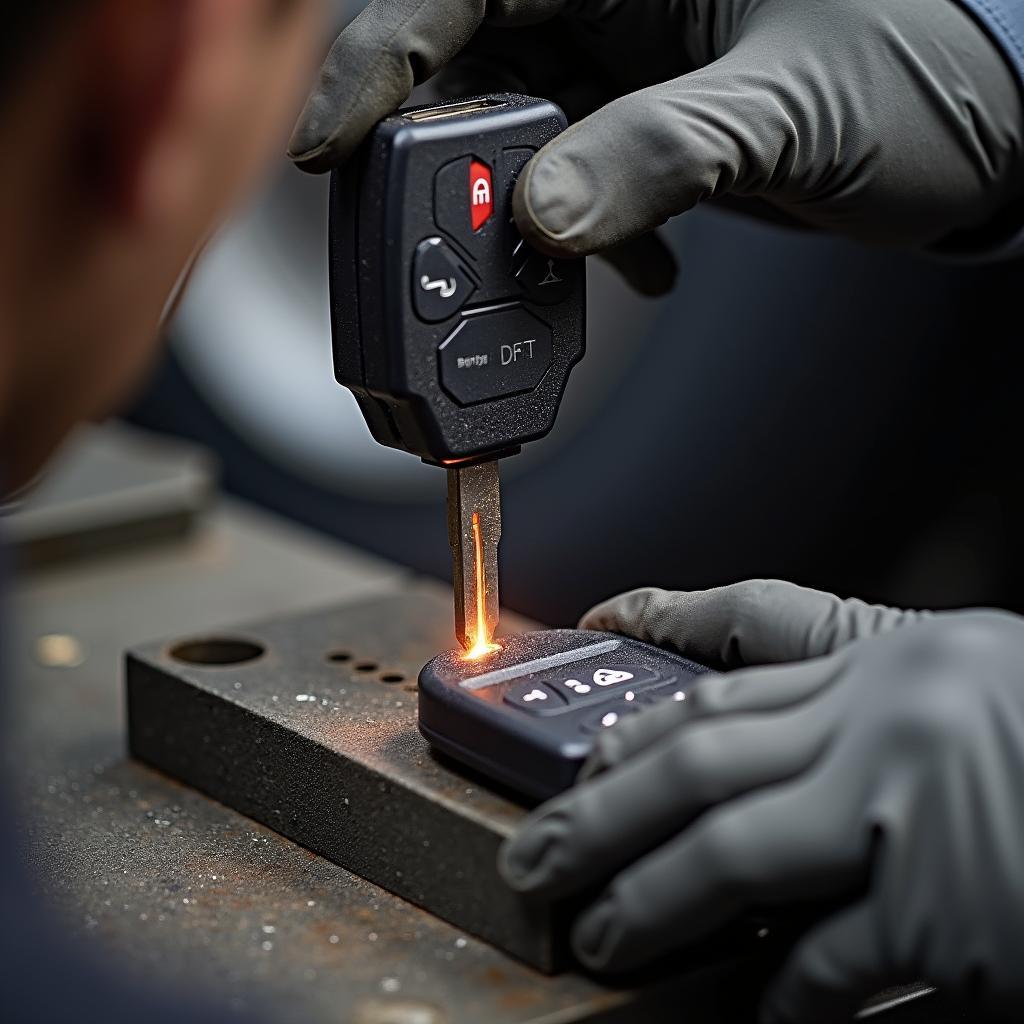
[447,461,502,654]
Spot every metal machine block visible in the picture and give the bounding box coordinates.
[127,585,570,969]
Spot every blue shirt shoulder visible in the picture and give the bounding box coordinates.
[957,0,1024,88]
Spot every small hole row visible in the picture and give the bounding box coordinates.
[167,638,406,685]
[327,650,405,684]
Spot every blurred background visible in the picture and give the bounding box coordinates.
[125,0,1024,627]
[7,7,1023,1023]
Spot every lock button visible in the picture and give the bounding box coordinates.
[469,160,493,231]
[435,156,498,257]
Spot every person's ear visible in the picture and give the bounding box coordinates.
[81,0,255,228]
[82,0,188,222]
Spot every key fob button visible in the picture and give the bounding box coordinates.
[435,157,472,249]
[502,148,535,251]
[513,242,575,306]
[580,700,641,735]
[550,665,660,707]
[504,681,568,715]
[502,148,534,196]
[588,665,658,690]
[435,156,498,256]
[553,675,597,700]
[413,238,476,323]
[439,307,553,406]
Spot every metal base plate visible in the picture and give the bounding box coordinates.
[127,585,574,969]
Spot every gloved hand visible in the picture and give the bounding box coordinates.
[500,580,1024,1022]
[290,0,1024,295]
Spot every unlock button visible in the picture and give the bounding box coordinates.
[504,680,568,715]
[413,237,476,323]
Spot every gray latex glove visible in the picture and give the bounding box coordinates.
[290,0,1024,295]
[500,580,1024,1022]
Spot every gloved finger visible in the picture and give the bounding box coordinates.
[431,84,676,295]
[510,49,790,258]
[580,656,844,781]
[760,902,893,1024]
[581,581,924,669]
[288,0,566,173]
[569,784,862,973]
[500,702,830,898]
[431,31,677,295]
[432,21,612,122]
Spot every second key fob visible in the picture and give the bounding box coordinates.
[419,630,713,802]
[329,94,586,465]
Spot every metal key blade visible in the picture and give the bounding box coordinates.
[447,461,502,656]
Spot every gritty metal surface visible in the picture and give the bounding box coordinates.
[127,586,566,969]
[447,461,502,652]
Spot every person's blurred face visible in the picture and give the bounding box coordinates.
[0,0,326,492]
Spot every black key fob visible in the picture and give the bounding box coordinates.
[329,94,586,465]
[419,630,713,801]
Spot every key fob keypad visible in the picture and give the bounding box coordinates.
[419,630,713,801]
[329,94,586,465]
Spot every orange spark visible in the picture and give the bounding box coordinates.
[464,511,500,661]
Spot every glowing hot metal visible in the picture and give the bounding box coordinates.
[447,462,501,657]
[467,512,501,659]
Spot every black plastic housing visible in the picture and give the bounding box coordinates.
[329,94,586,464]
[419,630,712,801]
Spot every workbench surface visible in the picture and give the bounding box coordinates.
[7,497,731,1023]
[4,439,946,1023]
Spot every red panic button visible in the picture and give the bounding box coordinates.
[469,160,493,231]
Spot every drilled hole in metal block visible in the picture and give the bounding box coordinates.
[354,661,379,673]
[170,638,264,666]
[379,672,405,684]
[326,650,352,664]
